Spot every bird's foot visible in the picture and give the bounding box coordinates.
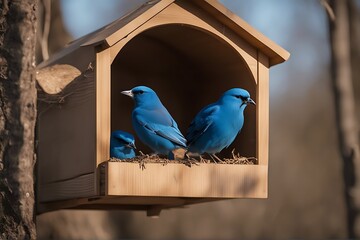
[209,154,225,163]
[207,154,217,163]
[139,159,146,170]
[231,148,237,159]
[183,153,199,166]
[199,155,207,163]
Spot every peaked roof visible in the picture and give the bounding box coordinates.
[39,0,289,68]
[193,0,290,66]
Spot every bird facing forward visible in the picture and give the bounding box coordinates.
[121,86,187,157]
[110,130,136,159]
[186,88,255,159]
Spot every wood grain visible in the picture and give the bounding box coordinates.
[38,173,96,203]
[257,52,270,166]
[105,162,267,198]
[96,49,111,166]
[36,64,81,94]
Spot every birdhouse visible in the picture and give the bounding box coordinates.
[36,0,289,216]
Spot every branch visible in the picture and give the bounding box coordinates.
[320,0,336,21]
[41,0,51,60]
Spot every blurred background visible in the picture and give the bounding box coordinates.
[36,0,360,239]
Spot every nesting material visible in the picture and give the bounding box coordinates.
[109,149,257,170]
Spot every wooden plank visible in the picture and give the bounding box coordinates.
[38,173,96,203]
[104,0,175,47]
[257,52,269,166]
[105,162,267,198]
[190,0,290,66]
[37,70,97,192]
[96,49,111,167]
[95,48,111,197]
[80,1,166,47]
[37,195,227,214]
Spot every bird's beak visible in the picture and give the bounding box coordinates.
[121,90,133,98]
[126,142,136,149]
[247,98,256,105]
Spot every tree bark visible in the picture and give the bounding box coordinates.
[328,0,360,238]
[0,0,37,239]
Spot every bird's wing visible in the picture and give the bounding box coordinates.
[186,104,220,145]
[134,108,187,148]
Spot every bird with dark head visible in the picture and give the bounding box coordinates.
[186,88,255,160]
[110,130,136,159]
[121,86,187,158]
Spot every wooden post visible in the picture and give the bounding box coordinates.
[96,48,111,167]
[257,52,269,166]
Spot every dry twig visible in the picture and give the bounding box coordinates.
[109,149,257,168]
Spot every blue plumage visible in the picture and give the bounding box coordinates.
[121,86,186,156]
[110,130,136,159]
[186,88,255,156]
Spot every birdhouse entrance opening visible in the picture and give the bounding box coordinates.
[111,24,256,159]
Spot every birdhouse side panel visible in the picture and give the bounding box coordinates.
[37,68,97,202]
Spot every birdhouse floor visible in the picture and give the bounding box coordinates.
[102,160,266,198]
[37,159,267,215]
[108,150,258,167]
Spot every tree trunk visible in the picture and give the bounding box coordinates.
[328,0,360,238]
[348,0,360,121]
[0,0,37,239]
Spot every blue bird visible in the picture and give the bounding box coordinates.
[186,88,255,159]
[110,130,136,159]
[121,86,187,157]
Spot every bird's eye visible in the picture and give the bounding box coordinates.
[235,95,247,101]
[135,90,144,95]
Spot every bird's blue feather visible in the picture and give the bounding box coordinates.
[110,130,136,159]
[186,88,255,155]
[186,104,219,146]
[122,86,186,157]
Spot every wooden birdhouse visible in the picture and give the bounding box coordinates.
[36,0,289,216]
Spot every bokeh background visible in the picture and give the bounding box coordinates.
[36,0,360,239]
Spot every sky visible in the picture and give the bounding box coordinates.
[60,0,330,99]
